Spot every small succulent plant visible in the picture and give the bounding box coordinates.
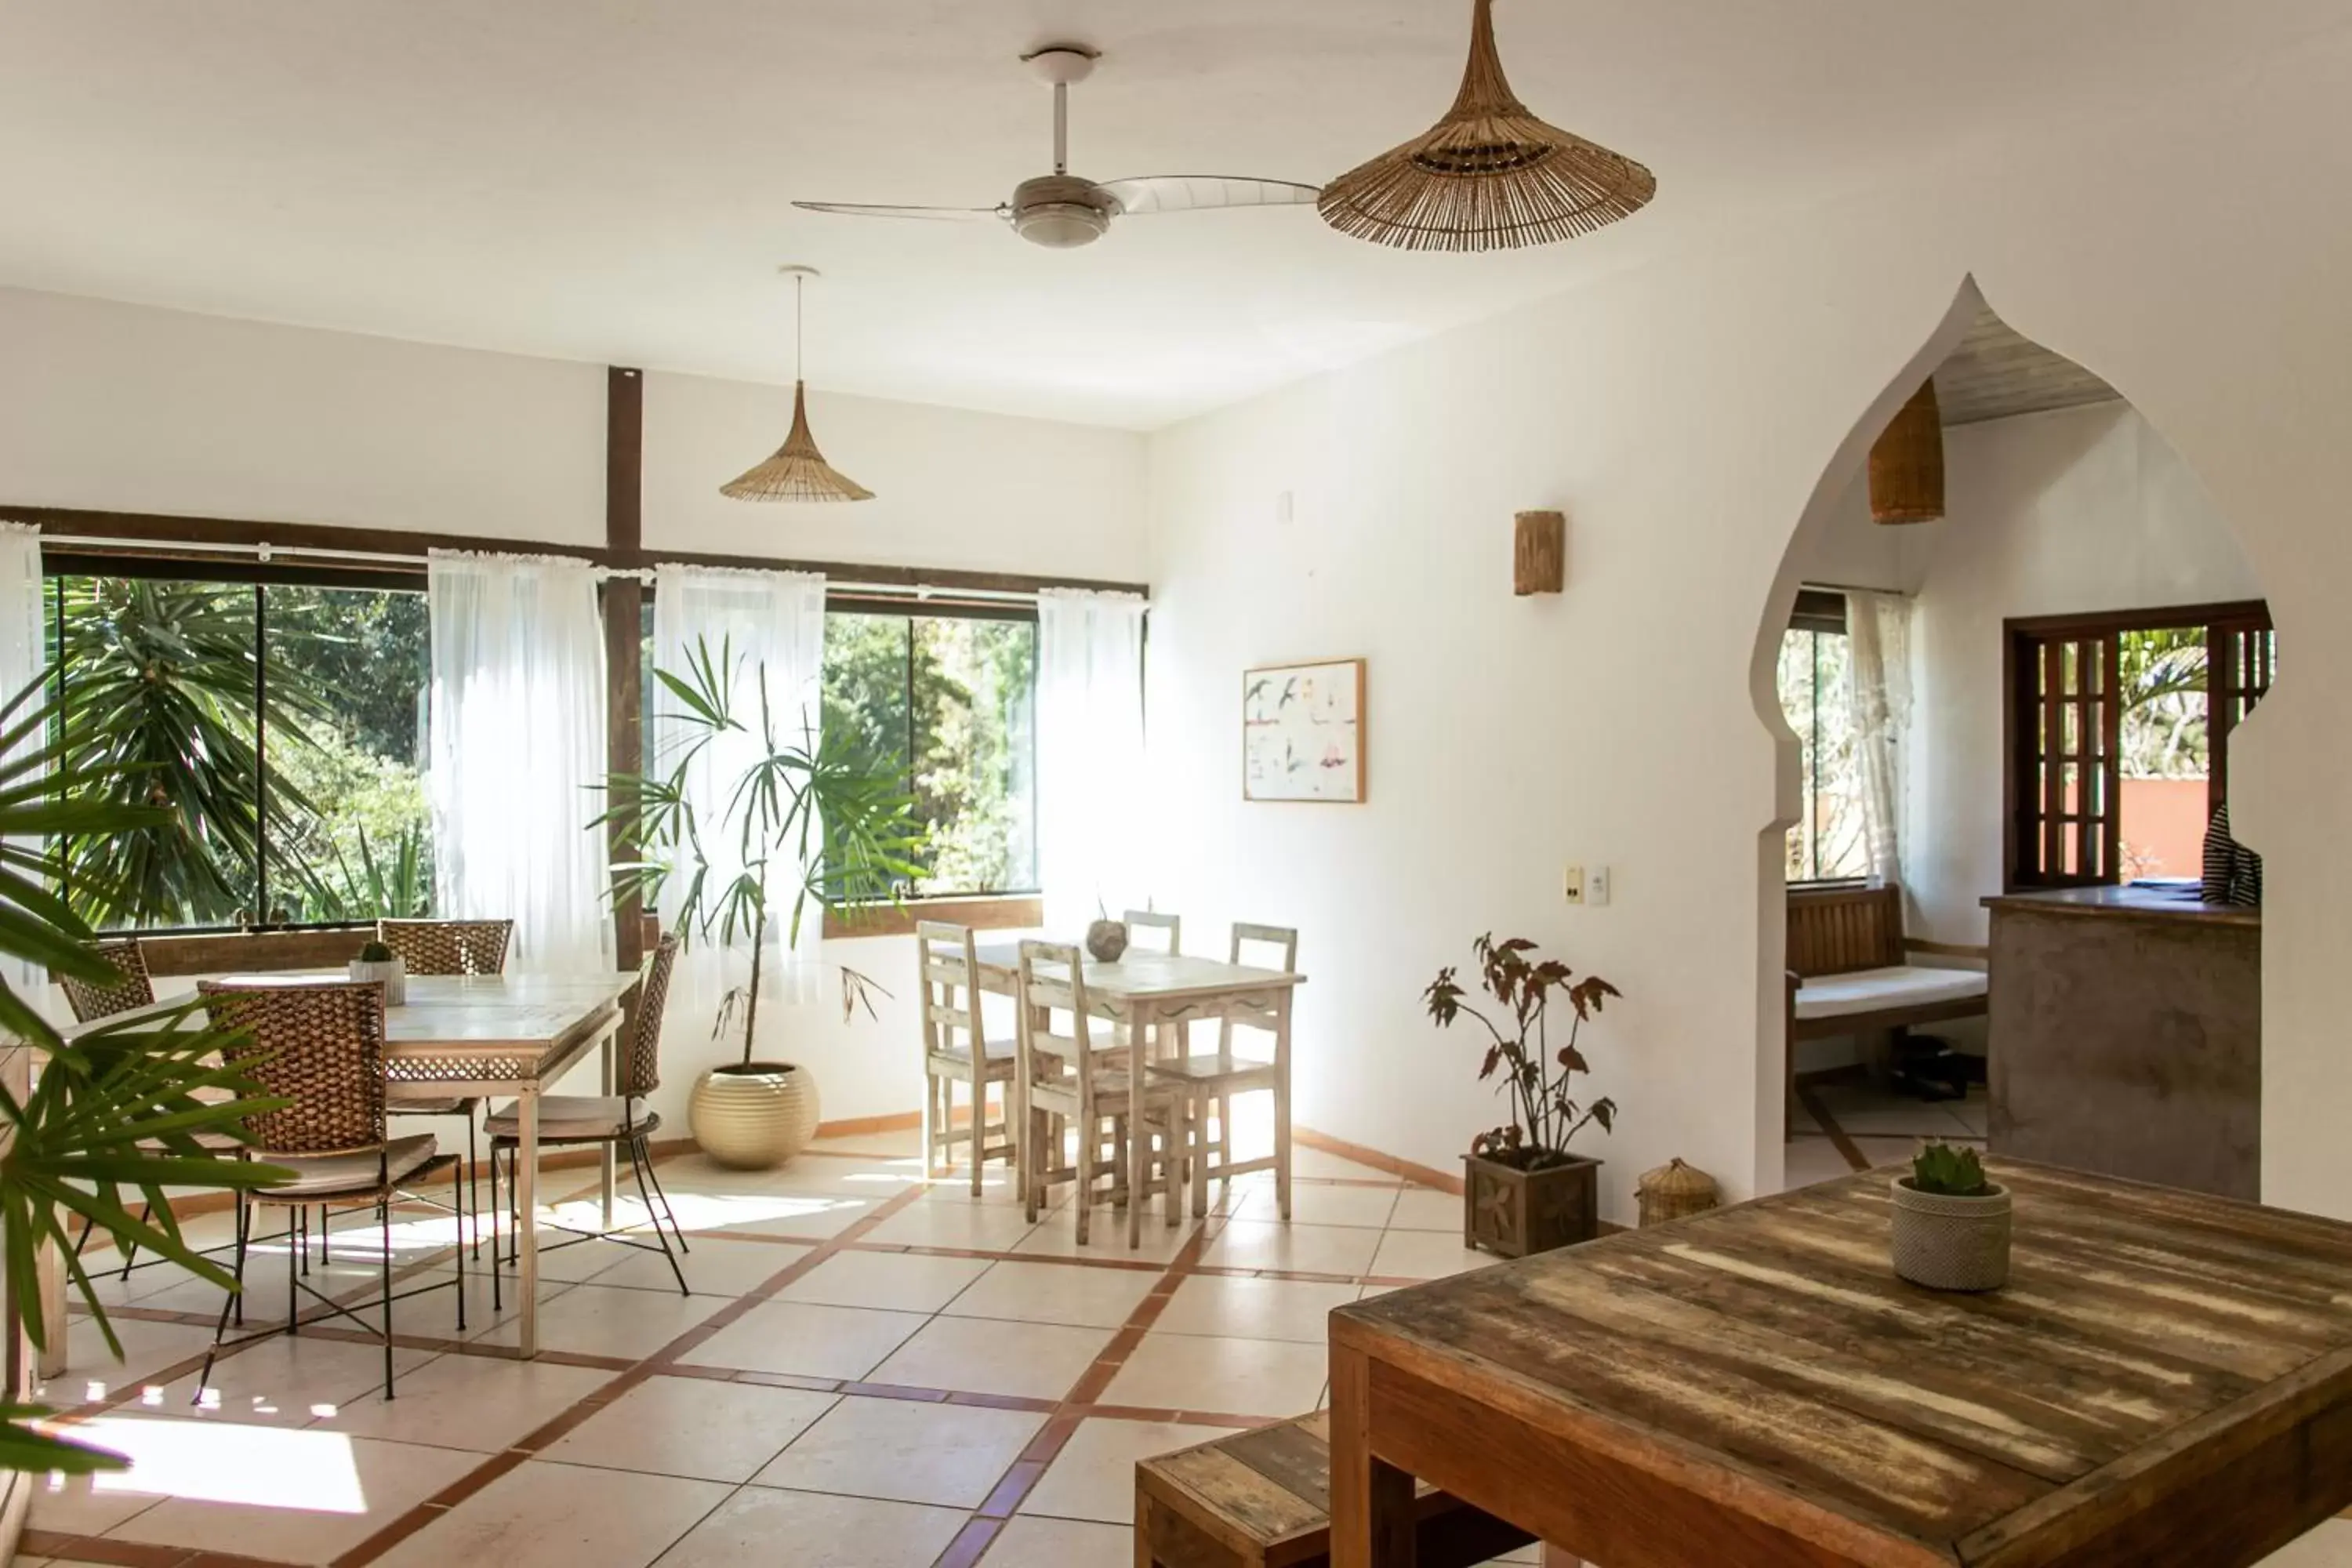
[357,939,395,964]
[1911,1141,1991,1197]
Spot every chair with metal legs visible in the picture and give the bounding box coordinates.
[373,917,514,1265]
[194,977,466,1402]
[487,935,688,1294]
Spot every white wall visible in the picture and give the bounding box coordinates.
[1902,401,2260,944]
[1142,27,2352,1248]
[0,286,1149,1131]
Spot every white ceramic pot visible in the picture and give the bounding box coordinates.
[348,955,407,1007]
[1889,1176,2011,1291]
[689,1062,820,1170]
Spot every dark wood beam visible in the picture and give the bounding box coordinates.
[604,367,646,973]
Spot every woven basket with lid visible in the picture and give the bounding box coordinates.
[1636,1157,1719,1227]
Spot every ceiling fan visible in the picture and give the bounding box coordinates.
[793,46,1324,250]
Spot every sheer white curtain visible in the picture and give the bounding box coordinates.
[1036,589,1148,932]
[650,565,827,1036]
[1845,590,1914,888]
[426,551,612,974]
[0,526,45,1007]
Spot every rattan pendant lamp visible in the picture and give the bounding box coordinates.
[1318,0,1655,253]
[720,265,874,503]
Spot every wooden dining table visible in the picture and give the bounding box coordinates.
[1328,1157,2352,1567]
[56,970,633,1361]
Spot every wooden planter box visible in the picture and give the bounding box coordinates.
[1463,1152,1600,1259]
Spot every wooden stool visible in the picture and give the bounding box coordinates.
[1135,1412,1550,1567]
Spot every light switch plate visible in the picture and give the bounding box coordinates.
[1563,864,1585,904]
[1588,866,1612,907]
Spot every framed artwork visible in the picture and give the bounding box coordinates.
[1243,658,1366,803]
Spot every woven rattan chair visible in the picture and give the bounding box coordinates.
[1017,941,1184,1248]
[195,978,464,1403]
[487,935,688,1294]
[1149,922,1299,1220]
[375,916,513,1261]
[59,937,156,1025]
[918,922,1018,1196]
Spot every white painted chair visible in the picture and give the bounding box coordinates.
[1122,908,1181,955]
[917,921,1019,1195]
[1149,922,1299,1220]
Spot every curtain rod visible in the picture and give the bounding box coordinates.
[41,534,1065,605]
[1800,579,1915,598]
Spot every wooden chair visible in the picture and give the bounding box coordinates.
[1123,909,1181,955]
[376,916,513,1254]
[1136,1412,1542,1568]
[1149,922,1298,1220]
[59,937,155,1024]
[195,978,465,1403]
[1016,940,1183,1248]
[917,922,1018,1195]
[487,935,688,1299]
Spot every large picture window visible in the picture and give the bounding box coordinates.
[1778,590,1871,884]
[47,564,434,931]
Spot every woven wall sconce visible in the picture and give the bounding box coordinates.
[1868,379,1944,524]
[722,265,875,504]
[1318,0,1656,254]
[1514,510,1566,595]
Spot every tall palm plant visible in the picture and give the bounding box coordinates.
[0,670,290,1475]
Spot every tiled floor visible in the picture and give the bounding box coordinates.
[24,1131,1526,1568]
[1788,1073,1990,1186]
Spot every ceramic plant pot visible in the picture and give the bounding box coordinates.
[347,955,407,1007]
[1889,1176,2012,1291]
[1463,1152,1601,1259]
[690,1062,821,1169]
[1086,919,1129,963]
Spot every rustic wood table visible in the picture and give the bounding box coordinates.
[1328,1158,2352,1567]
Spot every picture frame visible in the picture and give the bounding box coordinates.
[1243,658,1366,804]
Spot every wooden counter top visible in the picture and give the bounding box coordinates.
[1981,882,2259,927]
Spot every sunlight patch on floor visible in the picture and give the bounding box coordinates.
[70,1416,368,1513]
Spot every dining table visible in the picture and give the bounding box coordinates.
[53,969,634,1363]
[1328,1157,2352,1567]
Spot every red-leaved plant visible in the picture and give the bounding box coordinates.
[1423,935,1621,1171]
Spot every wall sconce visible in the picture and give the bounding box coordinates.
[1515,510,1566,595]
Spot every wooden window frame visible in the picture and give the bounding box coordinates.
[2002,599,2272,892]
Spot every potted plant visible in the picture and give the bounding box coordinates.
[598,637,924,1170]
[1424,935,1621,1258]
[347,938,407,1006]
[1891,1142,2011,1291]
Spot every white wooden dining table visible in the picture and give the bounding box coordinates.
[54,969,634,1362]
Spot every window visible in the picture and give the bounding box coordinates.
[2005,601,2273,888]
[47,564,434,931]
[820,604,1037,898]
[1778,590,1871,883]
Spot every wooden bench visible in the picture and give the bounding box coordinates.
[1136,1412,1548,1567]
[1785,881,1987,1138]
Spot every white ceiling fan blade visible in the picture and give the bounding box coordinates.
[1091,176,1323,216]
[791,201,1009,223]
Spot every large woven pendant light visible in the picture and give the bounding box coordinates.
[1868,379,1945,524]
[721,265,874,504]
[1317,0,1655,253]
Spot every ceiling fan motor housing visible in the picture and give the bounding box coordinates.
[1011,172,1113,248]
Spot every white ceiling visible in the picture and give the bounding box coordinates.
[0,2,2343,430]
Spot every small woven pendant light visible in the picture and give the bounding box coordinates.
[1868,379,1944,524]
[1318,0,1655,254]
[721,266,874,504]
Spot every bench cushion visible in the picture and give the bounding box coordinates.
[1794,964,1987,1022]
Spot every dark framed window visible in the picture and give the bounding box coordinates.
[45,557,434,932]
[1778,590,1870,884]
[2004,600,2274,889]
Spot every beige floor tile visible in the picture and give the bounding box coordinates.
[1019,1417,1225,1523]
[590,1235,804,1296]
[1385,1185,1467,1233]
[37,1317,221,1409]
[677,1189,890,1241]
[912,1172,1066,1210]
[941,1259,1160,1330]
[1152,1275,1359,1344]
[307,1349,615,1453]
[1369,1230,1495,1283]
[1781,1136,1857,1189]
[752,1393,1044,1508]
[162,1335,439,1425]
[380,1262,539,1342]
[1196,1220,1380,1276]
[982,1513,1134,1566]
[689,1299,928,1381]
[1853,1135,1925,1170]
[860,1196,1041,1250]
[1011,1211,1199,1265]
[868,1314,1116,1400]
[753,1157,932,1202]
[773,1249,993,1314]
[508,1236,644,1285]
[1231,1181,1399,1228]
[1101,1333,1326,1418]
[654,1485,965,1567]
[546,1374,837,1483]
[468,1282,725,1359]
[1289,1147,1402,1181]
[100,1425,478,1565]
[370,1457,730,1568]
[808,1127,924,1157]
[28,1454,165,1538]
